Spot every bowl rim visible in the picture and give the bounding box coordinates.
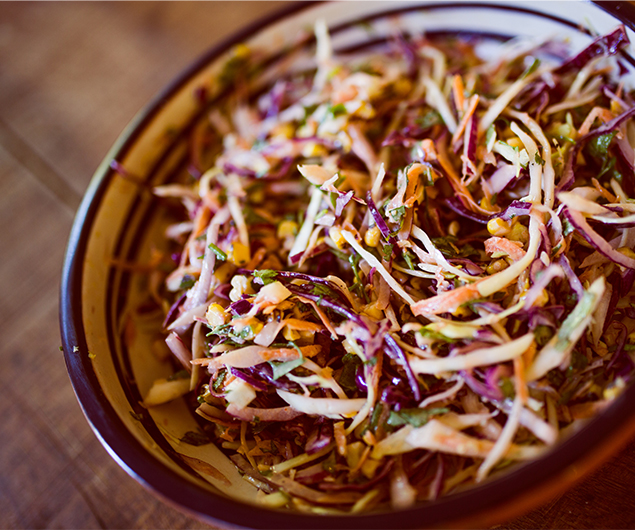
[60,1,635,528]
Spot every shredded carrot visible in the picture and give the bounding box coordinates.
[578,106,614,136]
[451,94,479,147]
[411,281,482,316]
[591,177,617,203]
[334,421,347,456]
[484,237,526,261]
[452,74,466,114]
[513,354,528,405]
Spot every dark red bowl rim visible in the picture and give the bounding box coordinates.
[60,2,635,528]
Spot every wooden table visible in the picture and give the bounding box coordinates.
[2,2,635,528]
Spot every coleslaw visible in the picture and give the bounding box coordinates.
[137,22,635,512]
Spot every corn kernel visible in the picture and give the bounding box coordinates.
[451,305,471,318]
[448,220,460,237]
[233,43,250,59]
[229,242,250,266]
[346,441,364,470]
[534,289,549,307]
[361,457,381,479]
[610,99,622,115]
[617,247,635,261]
[213,262,234,284]
[206,303,227,328]
[486,259,508,275]
[282,327,300,341]
[329,226,346,248]
[277,220,298,239]
[336,131,352,152]
[487,218,511,236]
[353,101,376,120]
[604,377,626,401]
[506,137,523,149]
[271,122,295,140]
[508,223,529,244]
[364,226,381,247]
[302,142,327,158]
[394,78,412,96]
[362,304,384,320]
[480,195,494,211]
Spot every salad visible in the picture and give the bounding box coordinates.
[139,21,635,512]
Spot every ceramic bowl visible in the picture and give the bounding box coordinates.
[60,2,635,528]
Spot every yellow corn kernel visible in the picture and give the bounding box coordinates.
[346,441,364,470]
[336,131,352,152]
[353,101,376,120]
[451,305,471,318]
[610,99,622,115]
[271,122,295,140]
[302,142,327,158]
[362,304,384,320]
[618,247,635,261]
[361,457,381,479]
[206,303,227,328]
[229,242,250,266]
[213,262,234,284]
[277,220,298,239]
[233,43,250,59]
[486,259,509,275]
[328,226,346,248]
[282,327,300,341]
[364,226,381,247]
[508,223,529,244]
[394,78,412,96]
[487,218,511,236]
[480,195,494,211]
[533,289,549,307]
[448,220,460,237]
[506,137,523,149]
[604,377,626,401]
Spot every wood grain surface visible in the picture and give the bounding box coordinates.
[1,2,635,528]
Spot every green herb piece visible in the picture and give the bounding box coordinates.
[179,274,196,290]
[208,243,227,261]
[254,269,278,285]
[388,205,407,227]
[328,103,347,118]
[402,249,416,270]
[387,407,449,428]
[269,345,304,380]
[416,108,442,130]
[382,243,394,261]
[339,353,362,393]
[497,377,515,399]
[521,57,540,79]
[369,402,384,432]
[313,284,335,298]
[213,369,227,392]
[534,151,545,165]
[561,216,575,237]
